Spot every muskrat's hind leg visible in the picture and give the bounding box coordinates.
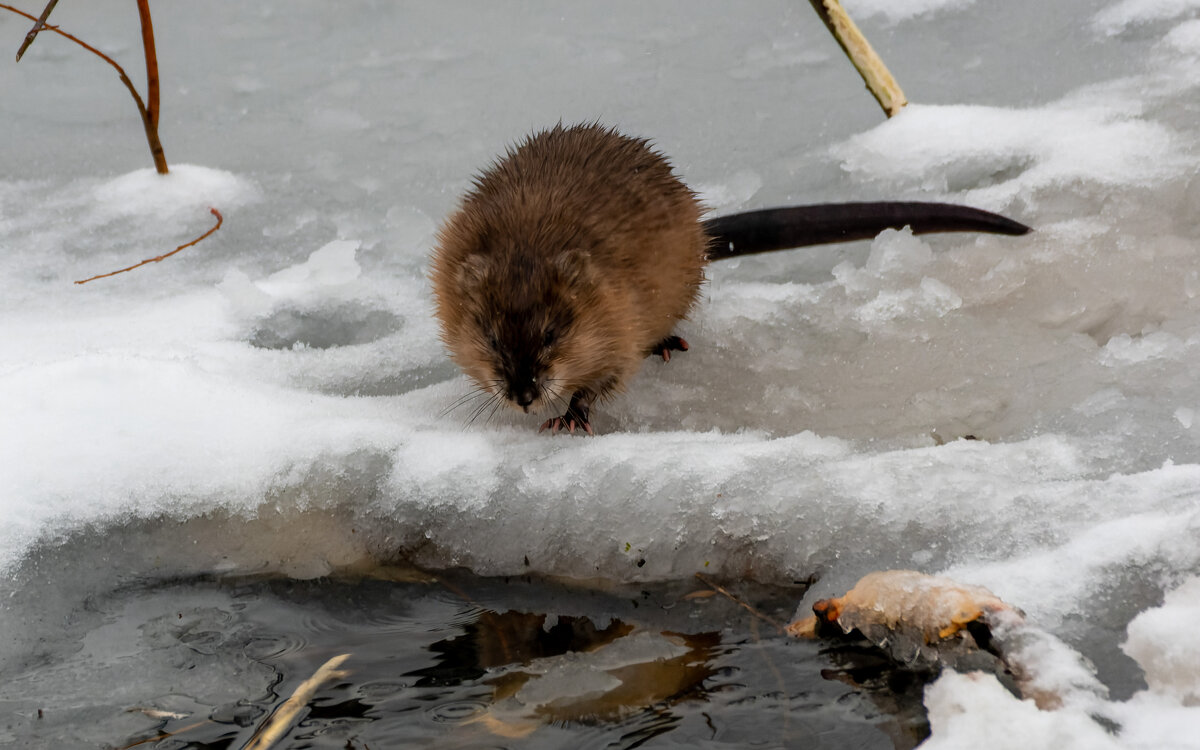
[540,390,596,436]
[650,335,689,363]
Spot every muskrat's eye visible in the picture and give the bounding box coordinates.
[487,333,500,350]
[542,328,556,348]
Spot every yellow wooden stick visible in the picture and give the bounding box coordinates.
[243,653,351,750]
[809,0,908,117]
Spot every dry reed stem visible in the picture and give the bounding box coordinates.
[74,208,223,285]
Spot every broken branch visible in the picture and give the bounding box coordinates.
[74,208,223,285]
[243,653,352,750]
[12,0,56,61]
[808,0,908,117]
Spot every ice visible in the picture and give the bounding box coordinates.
[845,233,965,324]
[844,0,977,24]
[695,169,764,213]
[2,0,1200,745]
[1166,19,1200,53]
[1093,0,1200,36]
[253,239,363,296]
[1122,576,1200,705]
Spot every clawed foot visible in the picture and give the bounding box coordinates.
[654,335,689,362]
[539,390,596,436]
[539,416,594,435]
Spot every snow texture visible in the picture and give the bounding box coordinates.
[2,0,1200,746]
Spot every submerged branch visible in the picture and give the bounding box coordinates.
[243,653,352,750]
[694,572,787,634]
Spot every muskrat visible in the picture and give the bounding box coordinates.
[430,123,1029,434]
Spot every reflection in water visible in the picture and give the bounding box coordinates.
[409,611,637,686]
[820,641,937,750]
[409,610,718,739]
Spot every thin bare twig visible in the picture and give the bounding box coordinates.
[694,572,787,634]
[74,208,223,285]
[1,2,168,172]
[13,0,56,61]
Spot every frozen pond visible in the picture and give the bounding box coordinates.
[2,0,1200,747]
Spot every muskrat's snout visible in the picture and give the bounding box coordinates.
[514,383,537,411]
[503,373,544,413]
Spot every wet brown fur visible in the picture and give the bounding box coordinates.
[430,123,706,427]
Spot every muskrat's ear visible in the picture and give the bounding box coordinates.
[553,248,593,284]
[456,253,492,290]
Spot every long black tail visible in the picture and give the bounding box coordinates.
[703,202,1031,261]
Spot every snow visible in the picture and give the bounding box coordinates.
[831,102,1182,206]
[921,671,1123,750]
[923,577,1200,749]
[2,0,1200,746]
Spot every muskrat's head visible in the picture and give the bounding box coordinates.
[431,241,620,417]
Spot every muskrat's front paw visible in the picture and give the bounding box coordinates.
[539,416,595,435]
[653,335,689,362]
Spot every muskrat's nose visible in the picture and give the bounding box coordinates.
[515,385,537,409]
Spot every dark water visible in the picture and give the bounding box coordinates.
[2,570,934,749]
